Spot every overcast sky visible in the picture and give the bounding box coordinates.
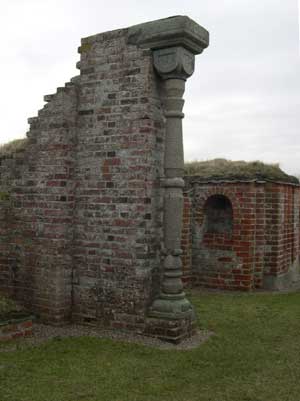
[1,0,300,174]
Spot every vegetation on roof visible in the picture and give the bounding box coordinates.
[0,138,28,158]
[184,159,299,184]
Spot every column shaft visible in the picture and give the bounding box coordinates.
[149,77,193,318]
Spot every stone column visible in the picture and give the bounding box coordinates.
[128,15,209,341]
[149,47,196,319]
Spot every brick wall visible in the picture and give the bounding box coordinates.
[0,25,165,330]
[263,183,300,289]
[182,179,300,291]
[0,200,11,294]
[0,83,77,323]
[72,28,164,329]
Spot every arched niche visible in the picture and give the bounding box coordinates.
[203,194,233,235]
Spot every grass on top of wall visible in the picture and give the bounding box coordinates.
[1,139,297,184]
[184,158,299,184]
[1,290,300,401]
[0,138,28,158]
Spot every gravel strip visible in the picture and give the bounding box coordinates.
[1,323,213,352]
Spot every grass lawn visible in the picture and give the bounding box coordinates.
[1,291,300,401]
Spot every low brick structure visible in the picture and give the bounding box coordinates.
[182,177,300,291]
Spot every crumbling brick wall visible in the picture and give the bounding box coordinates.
[0,25,165,329]
[0,83,77,323]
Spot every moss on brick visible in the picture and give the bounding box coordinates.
[184,158,299,184]
[79,43,92,53]
[0,191,10,201]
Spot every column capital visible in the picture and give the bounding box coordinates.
[153,46,195,80]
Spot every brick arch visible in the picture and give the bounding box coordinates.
[203,194,233,235]
[193,187,241,229]
[190,183,256,291]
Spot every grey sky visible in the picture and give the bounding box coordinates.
[1,0,300,174]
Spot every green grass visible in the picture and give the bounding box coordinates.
[1,291,300,401]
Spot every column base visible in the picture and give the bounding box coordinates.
[145,295,197,343]
[148,293,194,319]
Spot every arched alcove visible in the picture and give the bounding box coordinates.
[203,194,233,234]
